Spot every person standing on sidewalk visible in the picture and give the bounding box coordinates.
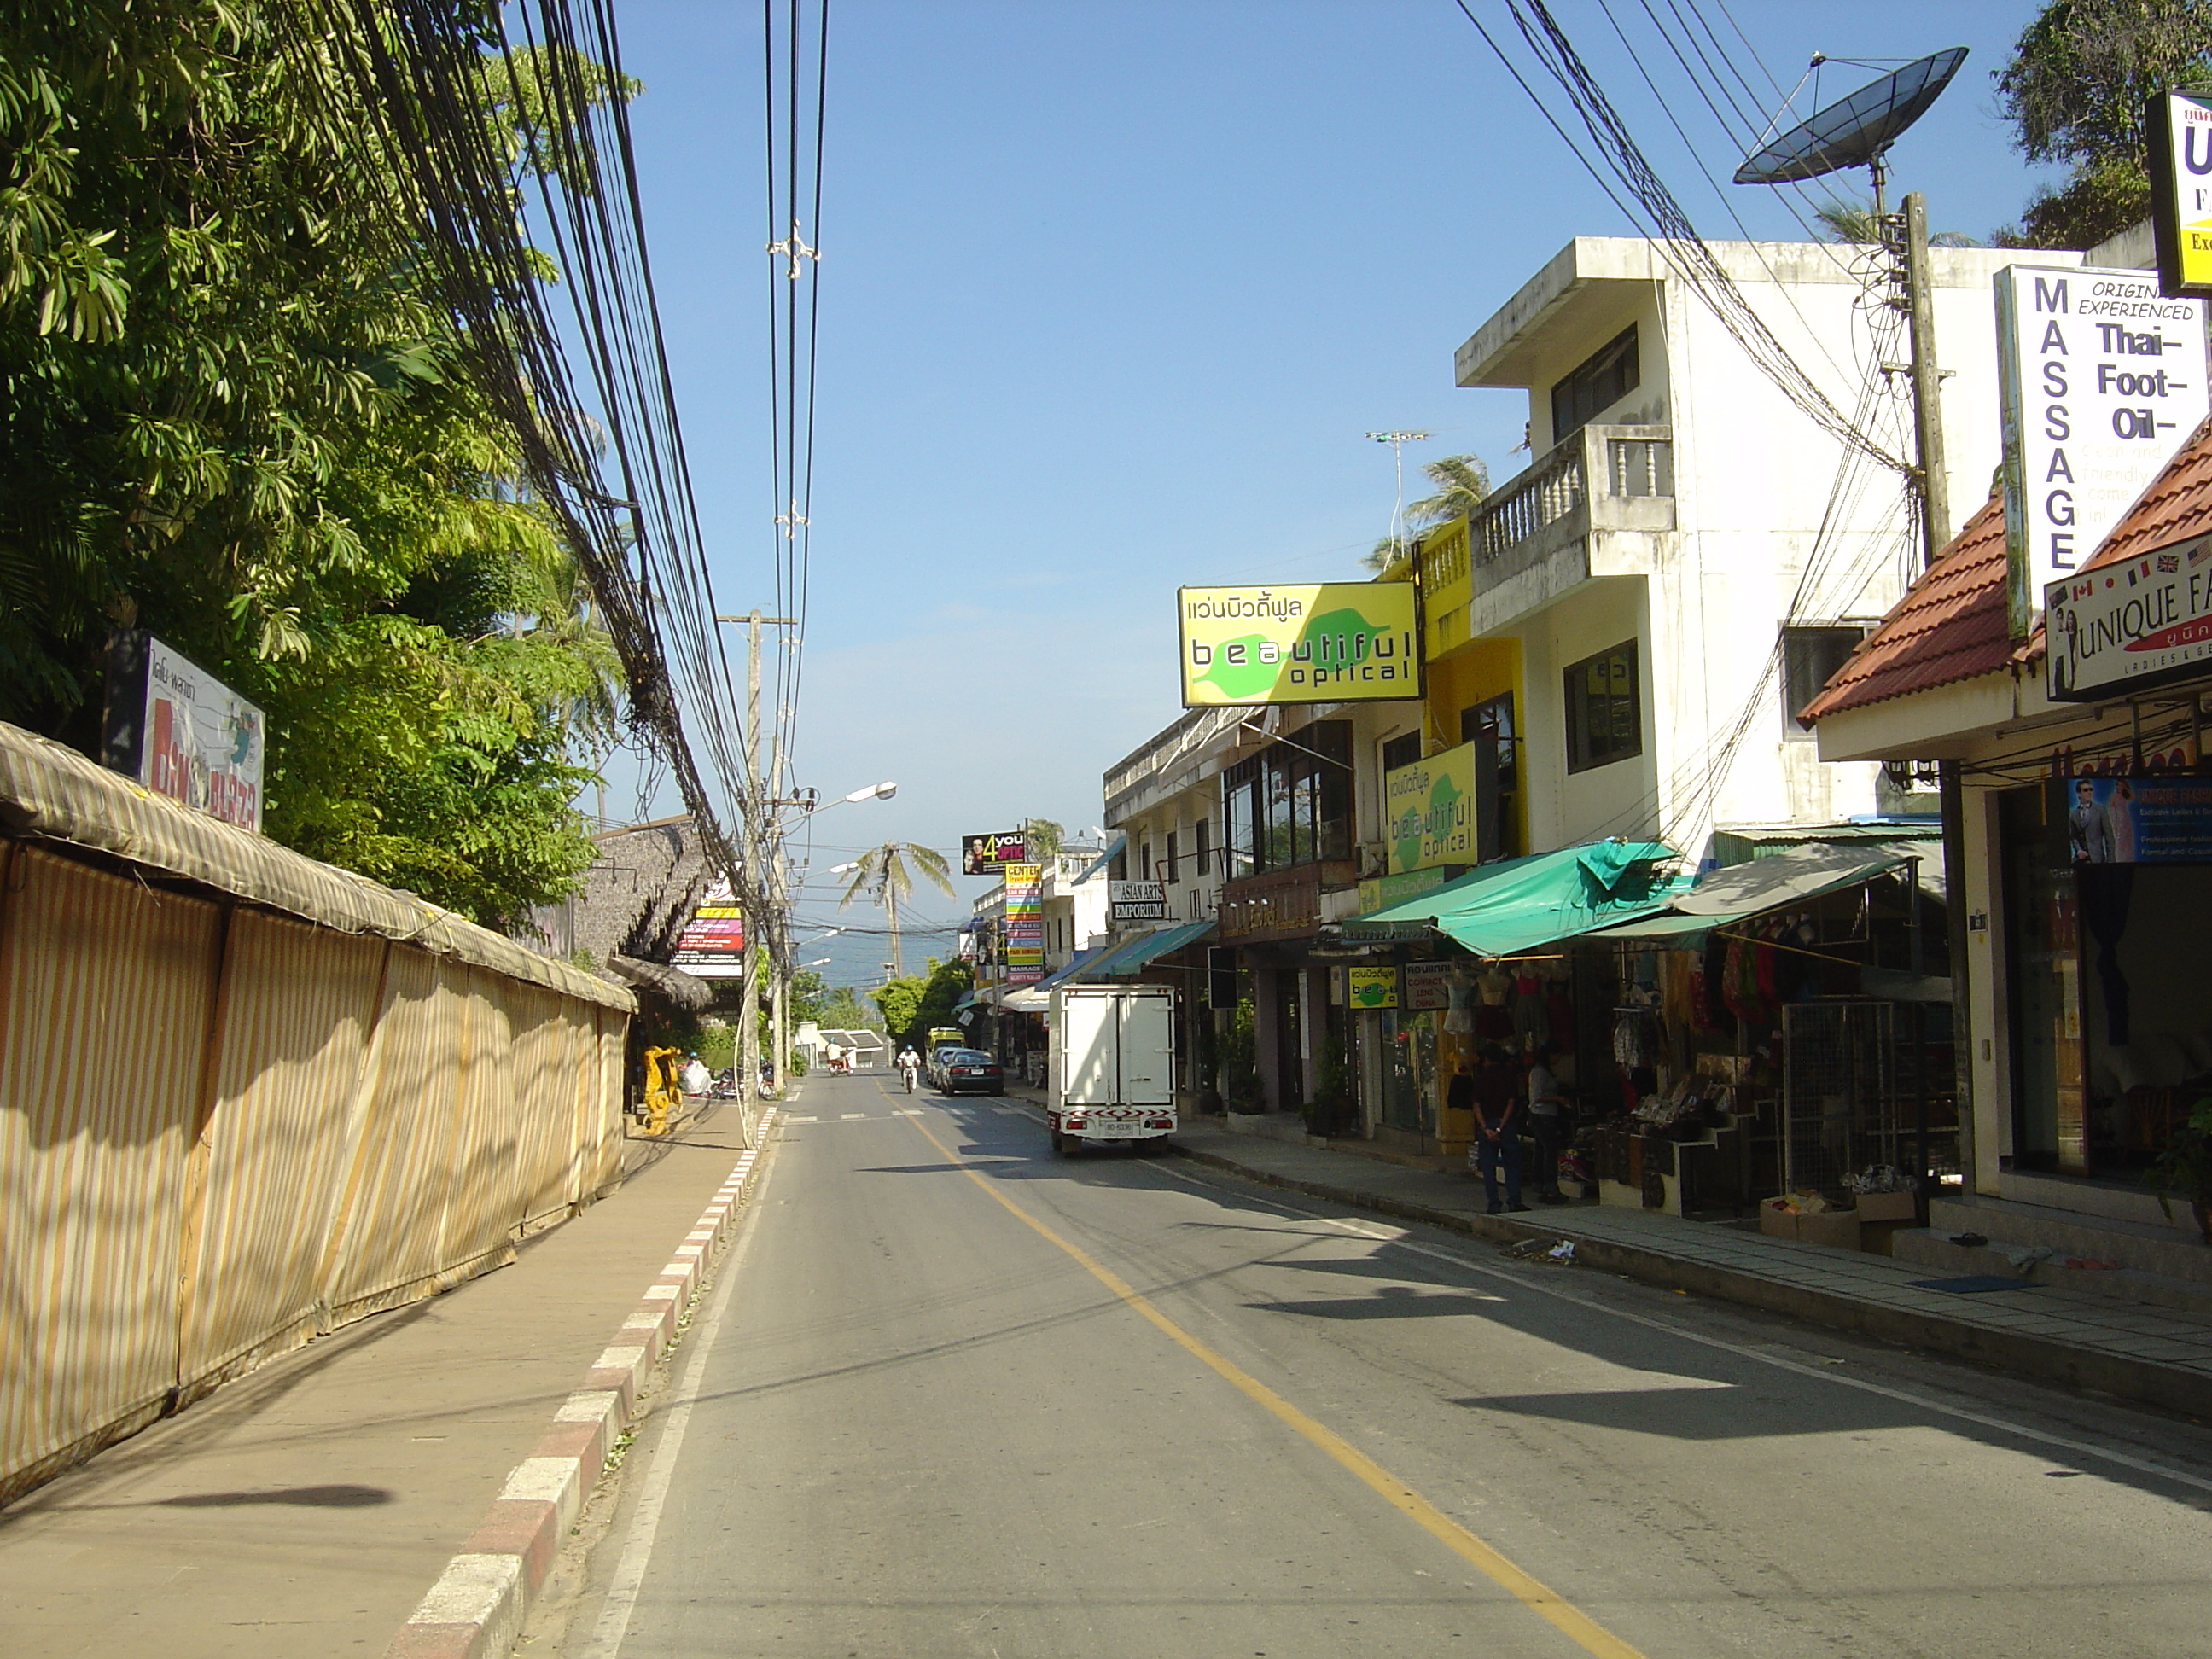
[1467,1043,1527,1214]
[1525,1043,1570,1204]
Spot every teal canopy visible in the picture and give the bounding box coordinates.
[1340,841,1685,958]
[1071,919,1216,981]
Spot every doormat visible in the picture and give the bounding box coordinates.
[1906,1275,2040,1294]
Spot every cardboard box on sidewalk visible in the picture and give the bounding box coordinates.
[1758,1198,1862,1250]
[1852,1190,1918,1224]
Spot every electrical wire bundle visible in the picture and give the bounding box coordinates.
[274,0,760,903]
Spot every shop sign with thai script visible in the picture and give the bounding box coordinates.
[2151,90,2212,297]
[1347,966,1399,1010]
[1382,741,1476,874]
[2046,533,2212,699]
[1178,582,1422,707]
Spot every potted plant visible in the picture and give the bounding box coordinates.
[2145,1099,2212,1243]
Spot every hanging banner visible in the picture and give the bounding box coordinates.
[2046,774,2212,864]
[1382,740,1477,874]
[100,632,265,832]
[670,881,748,978]
[1109,880,1168,923]
[962,830,1027,875]
[2151,90,2212,298]
[1178,582,1423,707]
[1003,861,1045,984]
[1996,264,2210,637]
[2046,532,2212,699]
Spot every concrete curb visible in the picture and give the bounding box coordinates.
[1164,1140,2212,1421]
[384,1107,780,1659]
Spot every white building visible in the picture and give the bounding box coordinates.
[1433,235,2081,863]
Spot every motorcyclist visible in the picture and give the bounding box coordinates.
[895,1044,922,1092]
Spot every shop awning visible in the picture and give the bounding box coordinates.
[1340,841,1685,957]
[1000,984,1053,1013]
[1032,947,1104,994]
[1071,919,1216,981]
[1585,845,1924,943]
[1072,834,1125,884]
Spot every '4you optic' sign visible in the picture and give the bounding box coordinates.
[1997,264,2209,635]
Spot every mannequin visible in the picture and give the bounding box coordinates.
[1443,963,1477,1035]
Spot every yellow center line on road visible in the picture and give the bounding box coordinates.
[897,1109,1648,1659]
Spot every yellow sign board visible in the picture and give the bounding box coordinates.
[1347,966,1399,1010]
[1383,741,1476,874]
[2153,90,2212,296]
[1178,582,1422,707]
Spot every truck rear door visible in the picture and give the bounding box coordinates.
[1115,992,1174,1107]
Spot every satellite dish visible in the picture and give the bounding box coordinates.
[1734,48,1967,187]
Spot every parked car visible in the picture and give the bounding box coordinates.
[937,1049,1004,1096]
[927,1041,967,1087]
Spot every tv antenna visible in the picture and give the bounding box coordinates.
[1367,429,1431,566]
[1735,47,1968,568]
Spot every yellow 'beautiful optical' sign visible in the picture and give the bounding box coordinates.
[1177,582,1422,707]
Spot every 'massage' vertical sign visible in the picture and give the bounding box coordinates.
[1996,264,2209,637]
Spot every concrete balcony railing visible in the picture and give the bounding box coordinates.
[1421,423,1674,644]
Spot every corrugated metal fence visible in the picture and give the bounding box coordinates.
[0,841,629,1505]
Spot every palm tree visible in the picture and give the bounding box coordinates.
[1361,454,1491,573]
[1813,200,1978,247]
[839,842,955,978]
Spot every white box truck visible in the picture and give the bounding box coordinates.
[1047,982,1177,1153]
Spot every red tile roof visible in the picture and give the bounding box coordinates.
[2078,410,2212,573]
[1800,493,2015,720]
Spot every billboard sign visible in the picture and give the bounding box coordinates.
[1347,966,1399,1010]
[670,881,748,978]
[1178,582,1423,707]
[1996,264,2209,636]
[2046,774,2212,864]
[101,632,265,831]
[2151,90,2212,297]
[1383,740,1477,874]
[962,830,1027,875]
[1402,960,1455,1011]
[1109,879,1168,923]
[1003,861,1044,984]
[2046,533,2212,700]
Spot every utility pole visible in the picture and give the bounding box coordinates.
[1900,191,1952,565]
[715,612,796,1105]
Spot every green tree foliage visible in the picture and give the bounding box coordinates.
[0,1,621,928]
[815,985,881,1033]
[1020,818,1064,860]
[1993,0,2212,247]
[870,956,971,1048]
[1364,455,1490,573]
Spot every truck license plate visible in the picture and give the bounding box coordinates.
[1087,1120,1144,1138]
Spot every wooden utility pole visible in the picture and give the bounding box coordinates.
[1902,191,1952,565]
[716,611,795,1103]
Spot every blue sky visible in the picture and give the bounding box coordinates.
[604,1,2060,983]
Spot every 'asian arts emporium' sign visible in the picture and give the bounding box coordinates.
[1996,264,2209,636]
[1178,582,1423,707]
[1383,740,1476,874]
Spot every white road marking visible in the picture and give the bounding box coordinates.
[785,1115,818,1123]
[1140,1158,2212,1497]
[577,1155,771,1659]
[840,1113,867,1121]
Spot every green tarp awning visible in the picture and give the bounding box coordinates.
[1340,841,1685,958]
[1070,919,1216,981]
[1585,844,1923,944]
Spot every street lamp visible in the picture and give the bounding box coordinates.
[839,780,897,804]
[757,782,898,1102]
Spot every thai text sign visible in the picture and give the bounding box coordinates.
[963,830,1027,875]
[1110,880,1168,922]
[2047,774,2212,863]
[1383,741,1476,874]
[1347,966,1399,1010]
[1996,264,2209,636]
[1402,960,1455,1011]
[671,880,748,978]
[1004,861,1044,984]
[2047,533,2212,700]
[1178,582,1422,707]
[101,632,265,831]
[2151,91,2212,297]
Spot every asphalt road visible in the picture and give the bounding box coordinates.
[551,1072,2212,1658]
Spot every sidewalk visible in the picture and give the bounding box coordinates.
[1004,1083,2212,1417]
[0,1097,768,1659]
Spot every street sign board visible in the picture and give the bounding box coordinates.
[1004,861,1044,984]
[1177,581,1423,707]
[2046,532,2212,699]
[670,881,748,978]
[1996,263,2209,636]
[101,631,265,831]
[962,830,1027,875]
[1347,966,1399,1009]
[2151,90,2212,297]
[1382,740,1476,874]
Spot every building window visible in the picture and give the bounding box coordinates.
[1221,720,1353,876]
[1380,730,1422,775]
[1140,841,1152,880]
[1165,830,1180,885]
[1550,324,1639,444]
[1564,641,1642,773]
[1781,626,1869,734]
[1195,818,1211,882]
[1109,847,1127,882]
[1461,693,1521,859]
